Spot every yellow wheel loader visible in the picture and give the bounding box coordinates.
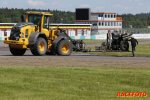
[4,11,87,56]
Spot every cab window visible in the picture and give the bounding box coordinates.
[43,15,49,30]
[28,14,41,25]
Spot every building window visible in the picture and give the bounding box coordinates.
[4,31,7,36]
[119,22,122,26]
[116,22,118,26]
[108,14,110,18]
[108,22,110,26]
[93,22,97,26]
[111,14,113,18]
[114,15,116,18]
[115,22,117,26]
[111,22,113,26]
[99,14,103,17]
[102,22,104,26]
[114,22,116,26]
[99,22,101,26]
[105,22,107,26]
[105,14,107,18]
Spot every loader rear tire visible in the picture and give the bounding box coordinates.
[9,47,26,56]
[56,40,72,56]
[31,38,47,56]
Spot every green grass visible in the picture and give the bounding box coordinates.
[0,66,150,100]
[137,39,150,42]
[86,44,150,57]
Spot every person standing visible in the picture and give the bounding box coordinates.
[130,36,138,57]
[107,30,112,44]
[112,29,120,50]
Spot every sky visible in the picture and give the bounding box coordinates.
[0,0,150,15]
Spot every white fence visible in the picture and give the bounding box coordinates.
[94,34,150,40]
[132,34,150,39]
[0,30,150,40]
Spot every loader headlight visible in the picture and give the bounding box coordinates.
[22,33,24,38]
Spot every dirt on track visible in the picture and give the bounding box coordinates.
[0,57,150,68]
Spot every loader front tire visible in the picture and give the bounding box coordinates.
[9,47,26,56]
[56,40,72,56]
[31,38,47,56]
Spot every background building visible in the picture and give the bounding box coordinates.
[74,8,122,35]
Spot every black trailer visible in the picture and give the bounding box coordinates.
[94,33,133,52]
[71,33,133,53]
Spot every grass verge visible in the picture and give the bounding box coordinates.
[137,39,150,42]
[86,44,150,57]
[0,66,150,100]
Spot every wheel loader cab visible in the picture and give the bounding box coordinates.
[25,11,52,36]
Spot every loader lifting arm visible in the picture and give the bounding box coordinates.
[56,28,90,52]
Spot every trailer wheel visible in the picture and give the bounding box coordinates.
[56,40,72,56]
[31,38,47,56]
[9,47,26,56]
[120,41,129,51]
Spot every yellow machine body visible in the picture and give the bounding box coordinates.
[4,11,57,51]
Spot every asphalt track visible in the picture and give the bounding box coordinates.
[0,42,150,61]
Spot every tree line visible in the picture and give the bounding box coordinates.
[0,8,150,28]
[0,8,75,23]
[118,13,150,28]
